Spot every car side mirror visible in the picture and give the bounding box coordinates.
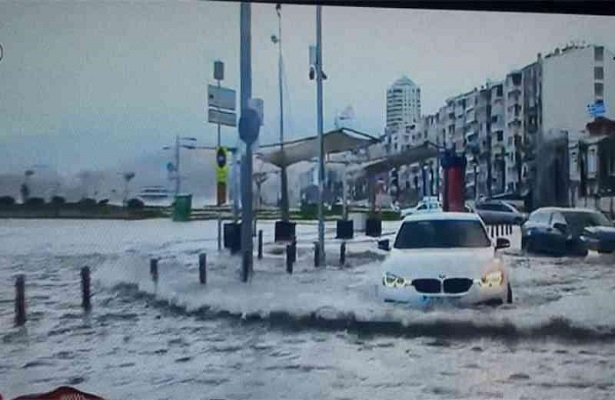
[495,237,510,250]
[553,222,568,233]
[378,239,390,251]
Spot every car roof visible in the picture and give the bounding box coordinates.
[533,207,599,214]
[402,211,480,223]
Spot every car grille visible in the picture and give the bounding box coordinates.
[443,278,473,294]
[412,279,441,294]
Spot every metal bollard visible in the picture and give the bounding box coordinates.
[199,253,207,285]
[81,266,91,312]
[340,242,346,266]
[286,244,293,274]
[257,230,263,260]
[15,274,26,326]
[314,241,320,268]
[290,237,297,264]
[150,258,159,284]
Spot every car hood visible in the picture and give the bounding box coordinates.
[382,247,497,279]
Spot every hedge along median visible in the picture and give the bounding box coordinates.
[0,199,165,220]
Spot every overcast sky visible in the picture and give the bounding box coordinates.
[1,1,614,174]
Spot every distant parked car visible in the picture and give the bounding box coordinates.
[521,207,615,257]
[400,197,442,218]
[474,200,526,225]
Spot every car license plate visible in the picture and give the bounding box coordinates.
[419,296,457,307]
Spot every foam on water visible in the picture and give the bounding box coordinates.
[95,237,615,342]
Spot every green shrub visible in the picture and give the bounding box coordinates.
[0,196,16,206]
[24,197,45,207]
[127,198,145,209]
[50,196,66,207]
[77,198,97,209]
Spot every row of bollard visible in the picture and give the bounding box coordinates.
[488,224,513,238]
[14,266,92,327]
[14,253,211,327]
[14,234,351,326]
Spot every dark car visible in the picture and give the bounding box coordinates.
[521,207,615,257]
[474,200,527,225]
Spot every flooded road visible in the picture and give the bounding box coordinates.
[2,219,615,399]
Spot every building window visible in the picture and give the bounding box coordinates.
[497,131,503,142]
[595,66,604,80]
[595,46,604,62]
[595,82,604,98]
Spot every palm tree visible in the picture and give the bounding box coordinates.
[122,172,135,206]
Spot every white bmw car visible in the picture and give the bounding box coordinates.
[379,212,513,307]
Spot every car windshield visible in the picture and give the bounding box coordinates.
[394,219,491,249]
[562,211,614,231]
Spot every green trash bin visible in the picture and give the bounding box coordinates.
[172,194,192,222]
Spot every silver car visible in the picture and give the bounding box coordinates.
[474,201,526,225]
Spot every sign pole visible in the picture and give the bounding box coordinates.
[217,78,222,251]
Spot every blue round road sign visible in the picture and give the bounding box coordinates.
[238,108,261,145]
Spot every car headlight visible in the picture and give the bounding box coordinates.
[382,272,410,288]
[481,270,504,287]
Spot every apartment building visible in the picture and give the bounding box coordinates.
[384,76,421,154]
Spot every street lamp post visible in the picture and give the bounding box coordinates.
[315,5,325,267]
[271,4,289,222]
[473,157,478,201]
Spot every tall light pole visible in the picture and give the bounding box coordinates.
[240,1,254,282]
[271,4,289,222]
[316,5,325,266]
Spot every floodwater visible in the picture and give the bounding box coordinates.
[1,219,615,399]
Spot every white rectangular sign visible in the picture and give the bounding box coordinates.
[248,98,264,126]
[208,108,237,127]
[208,85,236,111]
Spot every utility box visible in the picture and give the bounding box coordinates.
[365,218,382,237]
[336,219,354,239]
[224,222,242,254]
[172,194,192,222]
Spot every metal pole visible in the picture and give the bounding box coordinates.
[316,5,325,266]
[232,149,239,222]
[240,2,253,281]
[175,135,180,197]
[217,79,222,251]
[474,162,478,201]
[81,266,91,312]
[277,6,290,222]
[342,163,348,220]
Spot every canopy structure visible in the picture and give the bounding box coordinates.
[259,128,380,168]
[354,141,440,177]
